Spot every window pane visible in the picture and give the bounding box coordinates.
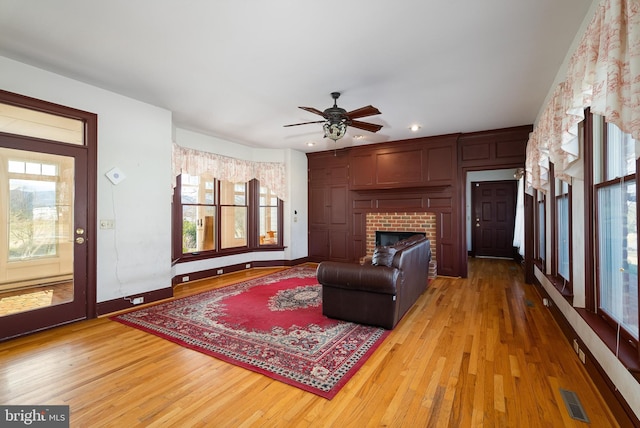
[260,186,278,205]
[538,199,545,261]
[220,181,246,205]
[557,195,569,280]
[180,174,214,205]
[0,102,85,145]
[259,207,278,245]
[9,179,58,259]
[221,206,247,249]
[605,123,636,181]
[597,181,638,338]
[181,174,214,205]
[182,205,215,253]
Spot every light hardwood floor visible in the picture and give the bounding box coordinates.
[0,259,620,427]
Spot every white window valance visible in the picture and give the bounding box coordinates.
[172,143,287,201]
[526,0,640,190]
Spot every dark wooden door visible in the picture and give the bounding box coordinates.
[472,181,517,258]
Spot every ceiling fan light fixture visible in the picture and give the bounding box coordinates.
[323,120,347,141]
[285,92,381,141]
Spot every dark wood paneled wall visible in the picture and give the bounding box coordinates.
[307,125,532,277]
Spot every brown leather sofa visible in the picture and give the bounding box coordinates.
[316,235,431,329]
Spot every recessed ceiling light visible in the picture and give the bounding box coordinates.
[410,124,421,132]
[353,135,365,140]
[306,142,316,147]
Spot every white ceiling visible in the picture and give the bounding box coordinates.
[0,0,592,153]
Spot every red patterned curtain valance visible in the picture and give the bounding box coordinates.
[172,143,287,201]
[527,0,640,190]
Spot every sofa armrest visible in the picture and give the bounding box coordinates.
[316,261,399,295]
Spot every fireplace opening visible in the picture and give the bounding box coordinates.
[375,231,426,247]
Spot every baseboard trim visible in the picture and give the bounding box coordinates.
[97,286,173,316]
[171,257,309,286]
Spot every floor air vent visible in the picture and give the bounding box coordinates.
[559,388,590,423]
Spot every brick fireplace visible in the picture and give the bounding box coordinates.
[365,212,437,278]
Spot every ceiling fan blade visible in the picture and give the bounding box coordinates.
[283,120,326,127]
[346,105,381,120]
[299,106,327,118]
[350,120,383,133]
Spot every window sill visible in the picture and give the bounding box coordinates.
[547,274,573,303]
[576,308,640,381]
[538,267,574,305]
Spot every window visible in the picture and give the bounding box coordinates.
[174,174,282,259]
[259,185,280,246]
[535,190,546,266]
[181,173,215,253]
[0,102,85,145]
[555,177,571,285]
[220,181,247,249]
[593,118,638,342]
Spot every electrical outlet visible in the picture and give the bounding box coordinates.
[182,276,189,282]
[578,349,586,364]
[246,263,251,269]
[132,297,144,305]
[100,219,115,229]
[217,269,223,275]
[573,339,579,354]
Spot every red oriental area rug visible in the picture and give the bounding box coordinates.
[112,266,389,399]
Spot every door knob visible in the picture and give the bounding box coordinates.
[75,237,85,244]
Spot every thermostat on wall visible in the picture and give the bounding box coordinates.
[105,167,126,185]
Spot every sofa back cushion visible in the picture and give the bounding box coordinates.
[371,246,397,267]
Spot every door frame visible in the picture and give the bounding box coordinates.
[0,90,97,338]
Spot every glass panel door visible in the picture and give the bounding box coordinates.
[0,147,76,316]
[0,136,87,340]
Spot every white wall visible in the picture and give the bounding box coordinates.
[1,56,309,305]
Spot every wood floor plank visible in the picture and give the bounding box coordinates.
[0,259,621,427]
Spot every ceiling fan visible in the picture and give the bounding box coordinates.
[284,92,382,141]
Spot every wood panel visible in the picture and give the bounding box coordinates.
[458,125,531,168]
[329,229,350,261]
[308,228,328,258]
[426,144,456,185]
[329,186,348,225]
[309,187,328,226]
[376,149,424,186]
[0,260,625,427]
[437,211,457,276]
[350,153,374,187]
[349,135,458,190]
